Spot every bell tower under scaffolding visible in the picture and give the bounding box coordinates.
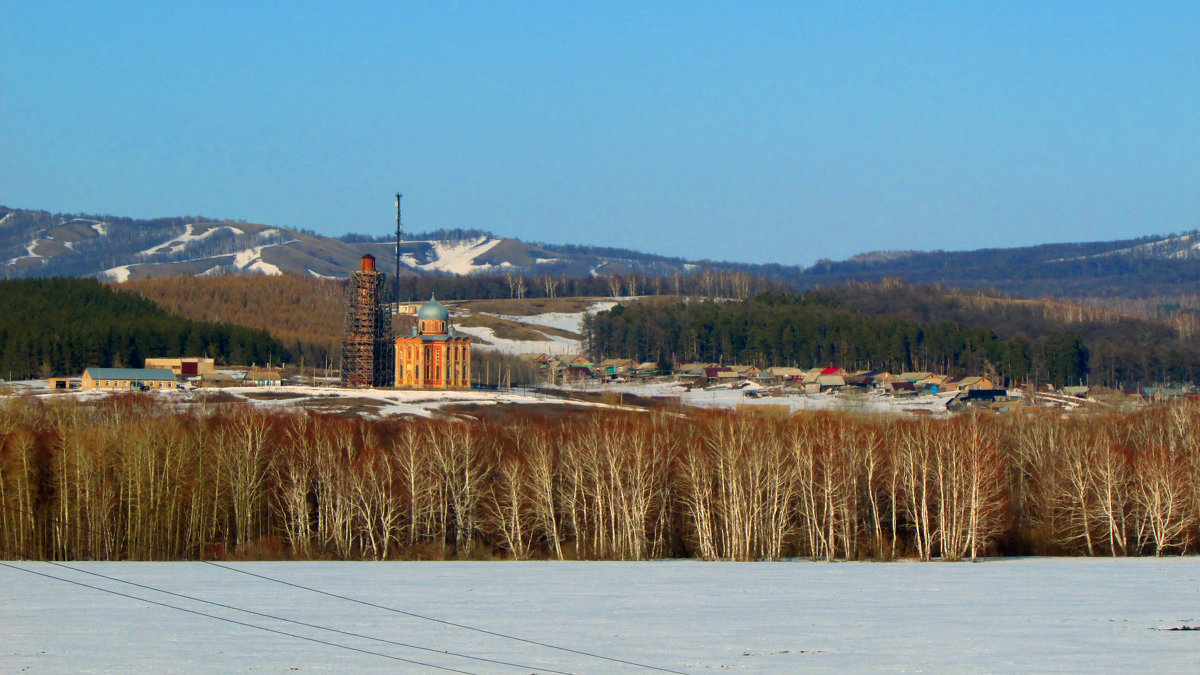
[341,253,394,387]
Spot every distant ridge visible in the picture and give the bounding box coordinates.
[0,206,707,283]
[2,205,1198,298]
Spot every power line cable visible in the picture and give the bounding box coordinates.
[205,561,690,675]
[0,562,475,674]
[13,555,574,675]
[0,502,688,675]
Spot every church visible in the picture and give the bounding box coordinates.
[395,295,472,388]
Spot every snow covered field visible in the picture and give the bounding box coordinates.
[573,379,960,416]
[3,559,1198,673]
[486,301,620,334]
[451,299,619,356]
[453,324,581,356]
[0,380,642,418]
[3,378,958,418]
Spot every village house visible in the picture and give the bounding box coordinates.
[714,369,743,384]
[675,362,717,378]
[81,368,176,391]
[727,364,761,378]
[938,377,962,393]
[245,369,283,386]
[897,372,948,390]
[703,366,733,382]
[814,373,847,393]
[924,374,949,389]
[562,365,596,383]
[860,370,894,386]
[1060,385,1089,398]
[801,366,846,388]
[941,376,996,393]
[947,388,1019,412]
[761,366,806,383]
[633,362,659,378]
[199,372,239,388]
[840,369,897,386]
[597,358,638,378]
[542,355,594,385]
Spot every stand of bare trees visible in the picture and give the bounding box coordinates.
[2,395,1199,562]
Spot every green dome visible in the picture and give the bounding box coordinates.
[417,295,449,321]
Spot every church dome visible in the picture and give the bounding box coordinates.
[417,295,449,321]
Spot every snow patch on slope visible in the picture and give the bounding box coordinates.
[103,266,131,283]
[400,236,504,274]
[101,237,295,281]
[142,223,247,256]
[454,325,581,355]
[487,300,619,335]
[455,300,618,355]
[1054,232,1200,263]
[13,240,42,262]
[232,245,283,275]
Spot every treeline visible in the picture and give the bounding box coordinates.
[396,267,789,302]
[124,274,344,369]
[813,281,1200,386]
[2,397,1198,562]
[585,293,1093,386]
[0,279,287,379]
[801,233,1200,298]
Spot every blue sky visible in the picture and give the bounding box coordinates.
[2,2,1197,265]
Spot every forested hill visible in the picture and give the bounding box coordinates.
[125,274,346,370]
[799,233,1200,297]
[0,206,715,283]
[585,286,1200,387]
[0,279,287,379]
[6,205,1200,300]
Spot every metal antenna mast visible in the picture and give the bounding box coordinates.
[394,192,403,300]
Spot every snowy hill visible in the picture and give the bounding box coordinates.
[6,204,1200,299]
[0,206,694,282]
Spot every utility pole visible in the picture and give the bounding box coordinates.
[395,192,403,302]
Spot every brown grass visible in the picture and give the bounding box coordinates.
[439,401,640,423]
[453,312,580,341]
[299,396,389,415]
[457,297,599,316]
[237,391,307,401]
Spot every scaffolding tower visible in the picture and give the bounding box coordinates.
[341,254,394,387]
